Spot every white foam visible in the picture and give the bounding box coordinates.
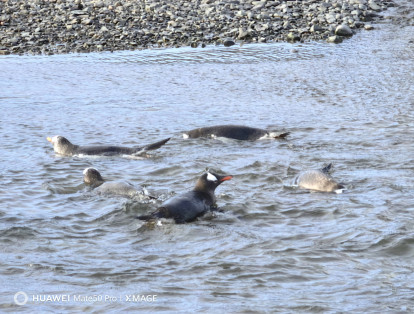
[182,133,189,139]
[125,154,145,160]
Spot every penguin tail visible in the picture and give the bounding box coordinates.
[136,207,168,221]
[136,137,170,153]
[273,132,290,139]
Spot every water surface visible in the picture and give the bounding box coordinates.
[1,3,414,312]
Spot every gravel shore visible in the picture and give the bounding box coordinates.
[0,0,395,55]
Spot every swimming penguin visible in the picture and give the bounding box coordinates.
[137,171,233,223]
[295,163,345,193]
[183,125,289,141]
[83,167,154,199]
[47,135,170,156]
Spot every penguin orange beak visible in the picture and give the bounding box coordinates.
[47,137,52,143]
[220,175,233,182]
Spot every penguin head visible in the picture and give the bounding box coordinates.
[194,171,233,193]
[47,135,75,155]
[83,167,104,187]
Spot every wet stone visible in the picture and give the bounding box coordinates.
[335,24,354,36]
[223,38,235,47]
[327,35,344,43]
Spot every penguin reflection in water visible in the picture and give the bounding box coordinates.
[137,171,233,224]
[295,163,345,193]
[83,167,155,200]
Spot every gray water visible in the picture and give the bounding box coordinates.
[1,3,414,313]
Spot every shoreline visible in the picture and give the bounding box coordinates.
[0,0,395,56]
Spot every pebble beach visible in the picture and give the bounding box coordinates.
[0,0,395,55]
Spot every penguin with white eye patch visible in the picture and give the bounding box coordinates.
[137,171,233,223]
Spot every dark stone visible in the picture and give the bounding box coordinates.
[223,38,235,47]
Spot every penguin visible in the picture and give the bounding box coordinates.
[137,171,233,223]
[47,135,170,156]
[83,167,154,199]
[183,125,289,141]
[295,163,345,193]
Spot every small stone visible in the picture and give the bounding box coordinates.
[325,14,337,24]
[335,24,353,36]
[368,2,381,11]
[287,32,300,42]
[364,24,374,30]
[310,25,324,33]
[238,28,251,40]
[327,35,344,43]
[205,7,215,16]
[94,1,104,8]
[283,21,291,29]
[223,38,235,47]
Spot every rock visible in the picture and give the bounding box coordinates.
[327,35,344,44]
[335,24,353,36]
[223,38,235,47]
[82,18,93,25]
[310,24,324,33]
[325,14,337,24]
[368,2,381,11]
[283,21,291,29]
[238,28,251,40]
[287,32,300,42]
[364,24,374,30]
[94,1,105,8]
